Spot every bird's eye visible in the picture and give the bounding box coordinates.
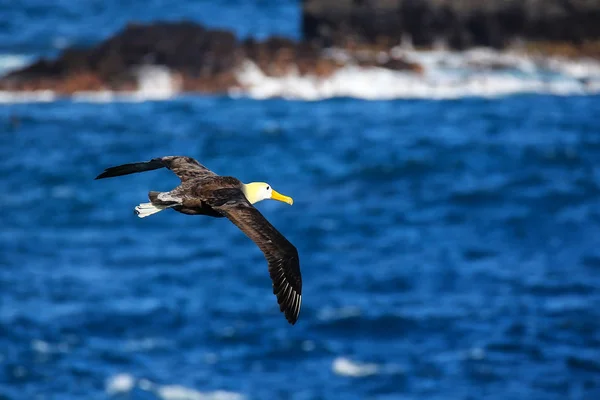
[266,186,270,190]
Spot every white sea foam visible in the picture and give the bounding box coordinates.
[332,357,379,377]
[0,54,180,103]
[157,385,244,400]
[106,373,136,395]
[235,48,600,100]
[0,88,180,104]
[134,65,180,99]
[0,90,57,103]
[72,66,180,102]
[71,91,169,103]
[105,373,244,400]
[1,49,599,102]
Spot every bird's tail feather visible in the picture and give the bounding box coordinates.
[95,159,164,180]
[134,202,174,218]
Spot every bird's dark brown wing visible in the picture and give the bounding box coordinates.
[159,156,216,182]
[209,189,302,325]
[95,156,216,182]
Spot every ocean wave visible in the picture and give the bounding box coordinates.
[1,49,600,102]
[0,90,175,104]
[133,65,180,99]
[0,90,57,103]
[235,49,600,100]
[0,62,178,103]
[105,373,244,400]
[157,386,244,400]
[332,357,379,377]
[106,373,136,395]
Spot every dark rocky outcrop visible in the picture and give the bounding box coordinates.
[3,1,600,94]
[303,0,600,51]
[0,21,421,94]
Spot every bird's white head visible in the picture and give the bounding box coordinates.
[242,182,293,205]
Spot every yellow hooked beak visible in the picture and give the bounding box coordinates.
[271,189,293,205]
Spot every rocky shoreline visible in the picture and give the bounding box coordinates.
[0,22,422,95]
[1,0,599,95]
[303,0,600,50]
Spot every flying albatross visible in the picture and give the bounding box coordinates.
[95,156,302,325]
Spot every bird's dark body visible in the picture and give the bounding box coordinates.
[95,156,303,325]
[173,203,225,217]
[152,175,243,218]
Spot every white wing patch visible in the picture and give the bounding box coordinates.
[157,193,182,203]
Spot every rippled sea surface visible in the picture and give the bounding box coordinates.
[2,1,600,400]
[2,96,600,400]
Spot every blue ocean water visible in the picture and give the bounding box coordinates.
[2,2,600,400]
[0,0,299,57]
